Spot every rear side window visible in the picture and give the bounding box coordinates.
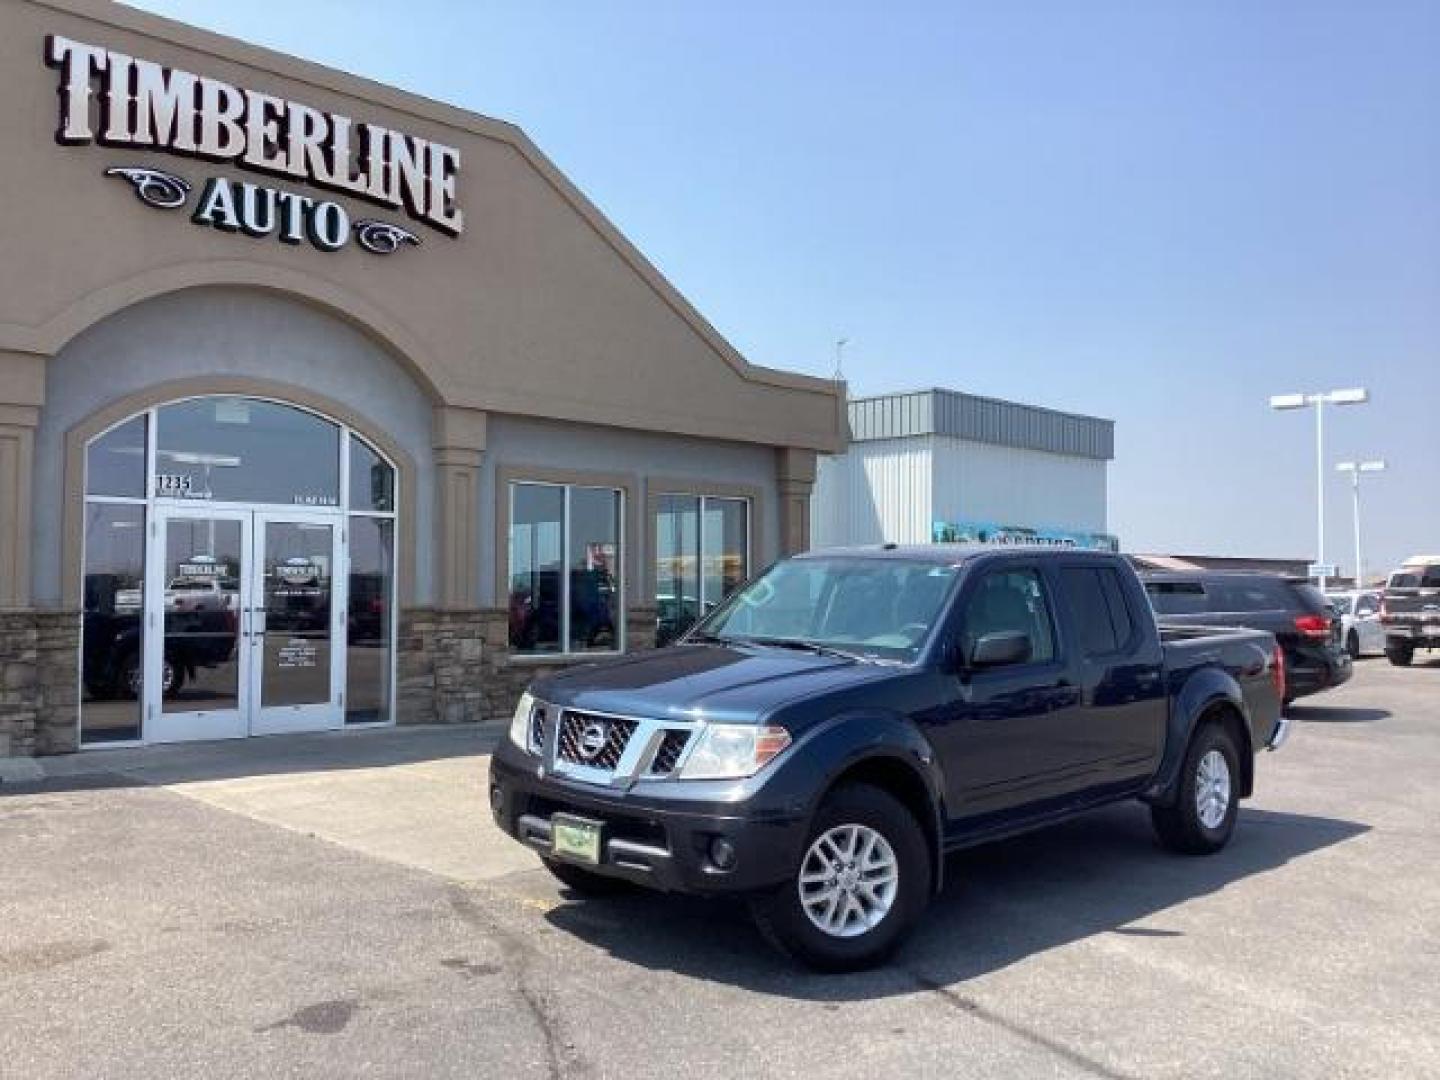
[1424,566,1440,588]
[1145,580,1207,615]
[1208,577,1299,613]
[1098,569,1138,645]
[1063,567,1137,656]
[1288,583,1329,613]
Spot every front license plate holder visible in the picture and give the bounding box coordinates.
[551,813,603,865]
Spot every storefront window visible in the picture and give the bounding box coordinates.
[568,487,621,652]
[509,482,623,654]
[80,397,400,744]
[155,397,340,506]
[349,435,394,513]
[80,503,146,743]
[346,516,394,724]
[656,495,701,648]
[655,494,750,646]
[86,415,147,498]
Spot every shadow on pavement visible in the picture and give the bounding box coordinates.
[0,723,502,796]
[1289,704,1391,723]
[541,802,1367,1000]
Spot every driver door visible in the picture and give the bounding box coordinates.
[933,564,1084,823]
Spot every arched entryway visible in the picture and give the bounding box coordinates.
[79,394,398,746]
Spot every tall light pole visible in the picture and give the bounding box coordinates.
[1268,387,1369,592]
[1335,459,1386,587]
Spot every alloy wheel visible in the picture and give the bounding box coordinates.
[797,823,899,939]
[1195,749,1232,830]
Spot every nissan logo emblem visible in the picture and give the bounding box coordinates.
[577,721,608,760]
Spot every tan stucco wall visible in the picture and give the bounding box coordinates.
[0,0,843,453]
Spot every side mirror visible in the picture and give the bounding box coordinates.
[970,630,1032,669]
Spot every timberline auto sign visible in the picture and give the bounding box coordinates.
[45,35,463,256]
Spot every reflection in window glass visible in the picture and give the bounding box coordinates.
[961,569,1056,664]
[347,516,394,724]
[509,484,564,653]
[655,495,700,647]
[161,518,242,715]
[702,498,748,615]
[569,488,621,652]
[86,415,147,498]
[655,495,750,646]
[80,504,146,743]
[349,435,395,513]
[156,397,339,506]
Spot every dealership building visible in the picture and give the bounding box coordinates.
[811,388,1116,552]
[0,0,843,758]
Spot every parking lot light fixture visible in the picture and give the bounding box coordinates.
[1336,460,1387,587]
[1268,388,1371,591]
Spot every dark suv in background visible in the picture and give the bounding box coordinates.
[1140,571,1351,703]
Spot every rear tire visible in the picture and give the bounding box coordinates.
[750,783,931,972]
[1386,641,1414,667]
[541,858,635,897]
[1151,721,1241,856]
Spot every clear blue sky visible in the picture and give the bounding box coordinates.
[130,0,1439,579]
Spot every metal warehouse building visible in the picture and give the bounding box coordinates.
[811,388,1116,551]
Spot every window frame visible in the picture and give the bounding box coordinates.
[505,477,627,659]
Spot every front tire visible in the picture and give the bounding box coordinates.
[1346,630,1361,660]
[1386,641,1414,667]
[750,784,931,972]
[1151,722,1241,856]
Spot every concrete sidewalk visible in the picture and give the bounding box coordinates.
[1,723,548,890]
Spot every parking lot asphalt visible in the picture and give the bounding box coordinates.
[2,658,1437,1079]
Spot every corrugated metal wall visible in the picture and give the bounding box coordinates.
[930,436,1108,533]
[811,434,1108,548]
[811,438,933,547]
[848,389,1113,460]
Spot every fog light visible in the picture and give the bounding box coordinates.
[709,836,737,871]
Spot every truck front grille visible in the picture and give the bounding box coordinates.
[556,711,638,771]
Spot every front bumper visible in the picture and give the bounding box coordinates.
[488,743,807,895]
[1384,624,1440,647]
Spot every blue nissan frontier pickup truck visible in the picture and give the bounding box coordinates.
[490,545,1287,970]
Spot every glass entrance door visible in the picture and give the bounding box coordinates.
[248,512,345,735]
[145,509,251,743]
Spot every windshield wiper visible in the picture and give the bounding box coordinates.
[733,636,872,663]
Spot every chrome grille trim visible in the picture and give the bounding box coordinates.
[536,704,700,786]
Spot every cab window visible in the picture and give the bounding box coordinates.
[958,569,1056,664]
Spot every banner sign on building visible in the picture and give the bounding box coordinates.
[933,519,1119,552]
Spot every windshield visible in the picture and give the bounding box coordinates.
[1327,595,1352,615]
[694,556,960,663]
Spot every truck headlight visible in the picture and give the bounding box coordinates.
[509,691,536,754]
[678,724,791,780]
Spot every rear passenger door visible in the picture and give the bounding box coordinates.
[1059,563,1166,785]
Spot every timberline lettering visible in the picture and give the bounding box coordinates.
[45,33,463,237]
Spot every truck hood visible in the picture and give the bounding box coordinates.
[530,644,898,722]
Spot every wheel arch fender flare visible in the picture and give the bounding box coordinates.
[1144,668,1255,806]
[787,711,948,894]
